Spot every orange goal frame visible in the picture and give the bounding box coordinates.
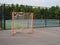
[12,12,34,36]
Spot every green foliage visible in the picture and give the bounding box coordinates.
[5,5,12,19]
[2,4,60,19]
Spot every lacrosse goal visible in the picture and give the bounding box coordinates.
[12,12,34,35]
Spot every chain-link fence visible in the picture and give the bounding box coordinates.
[34,8,60,28]
[0,4,60,30]
[34,16,60,28]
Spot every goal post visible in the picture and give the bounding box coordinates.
[12,12,34,35]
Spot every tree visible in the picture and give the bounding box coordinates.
[11,4,15,11]
[15,4,20,12]
[20,5,25,12]
[49,6,56,19]
[44,8,49,19]
[40,8,45,19]
[5,5,12,19]
[33,7,41,19]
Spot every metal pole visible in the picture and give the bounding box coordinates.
[0,4,2,29]
[59,15,60,26]
[2,4,6,30]
[44,8,47,27]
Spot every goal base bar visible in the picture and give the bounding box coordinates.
[12,29,33,36]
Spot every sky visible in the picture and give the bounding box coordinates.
[0,0,60,7]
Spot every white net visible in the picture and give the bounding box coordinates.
[12,12,34,34]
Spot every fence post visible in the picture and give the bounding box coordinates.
[4,4,6,30]
[2,4,6,30]
[59,15,60,27]
[0,4,2,30]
